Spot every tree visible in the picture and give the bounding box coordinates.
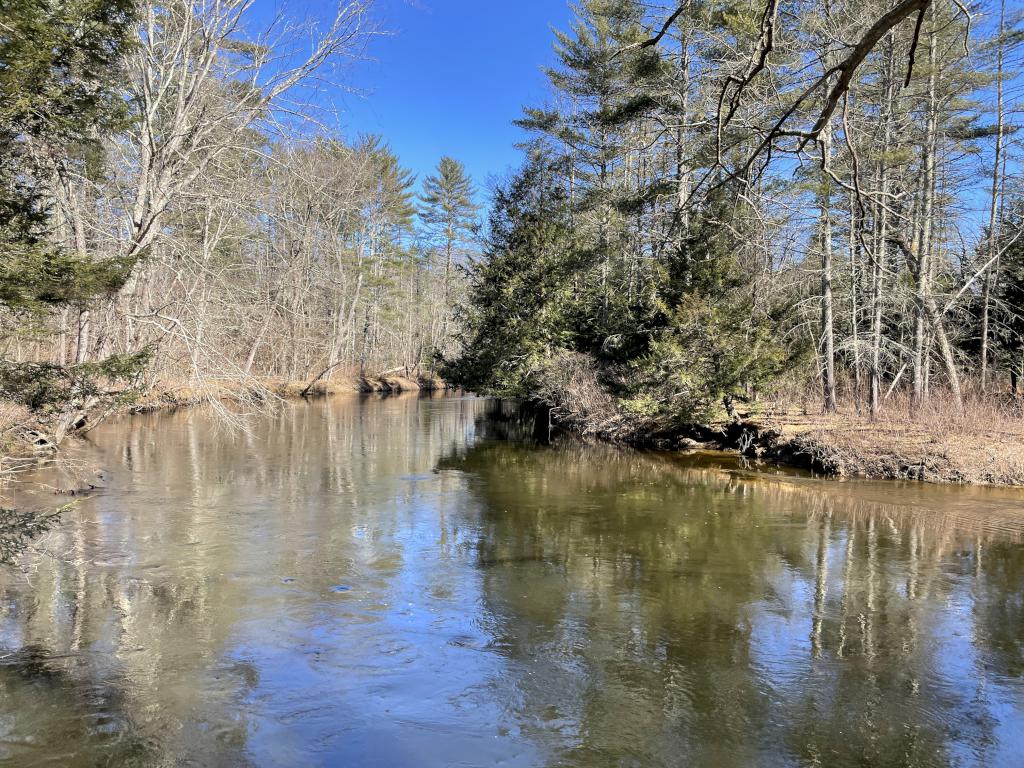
[445,151,579,397]
[419,157,479,285]
[449,0,1022,432]
[993,199,1024,395]
[0,0,147,442]
[418,156,479,360]
[980,0,1009,393]
[0,0,138,314]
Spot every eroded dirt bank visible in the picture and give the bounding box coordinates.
[525,401,1024,487]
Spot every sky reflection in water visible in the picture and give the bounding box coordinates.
[0,394,1022,767]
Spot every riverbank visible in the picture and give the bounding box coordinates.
[755,404,1024,486]
[1,371,447,484]
[126,379,1024,487]
[130,371,445,413]
[7,377,1023,489]
[537,392,1024,487]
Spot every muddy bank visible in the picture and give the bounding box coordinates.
[518,401,1024,487]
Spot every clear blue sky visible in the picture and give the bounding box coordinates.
[259,0,575,198]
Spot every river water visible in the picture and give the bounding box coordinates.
[1,394,1023,767]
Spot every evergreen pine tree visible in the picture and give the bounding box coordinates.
[0,0,147,441]
[419,157,479,280]
[418,156,479,360]
[444,150,578,395]
[994,199,1024,394]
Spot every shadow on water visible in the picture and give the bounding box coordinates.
[0,393,1020,767]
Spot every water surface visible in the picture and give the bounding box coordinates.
[1,394,1023,767]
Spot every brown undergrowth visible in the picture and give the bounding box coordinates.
[755,391,1024,486]
[529,357,1024,486]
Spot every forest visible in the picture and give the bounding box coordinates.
[2,0,1024,483]
[3,3,1024,762]
[0,0,477,450]
[453,0,1024,435]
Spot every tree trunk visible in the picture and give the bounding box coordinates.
[820,93,837,413]
[869,35,895,421]
[980,0,1006,393]
[912,16,938,409]
[75,310,91,364]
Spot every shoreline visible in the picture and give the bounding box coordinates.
[1,372,450,487]
[128,371,447,414]
[529,402,1024,488]
[8,383,1024,491]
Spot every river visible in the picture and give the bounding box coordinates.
[1,393,1022,767]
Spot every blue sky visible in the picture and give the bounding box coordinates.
[259,0,575,199]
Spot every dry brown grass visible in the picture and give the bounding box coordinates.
[757,389,1024,485]
[0,402,29,437]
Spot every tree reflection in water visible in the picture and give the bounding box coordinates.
[0,394,1019,767]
